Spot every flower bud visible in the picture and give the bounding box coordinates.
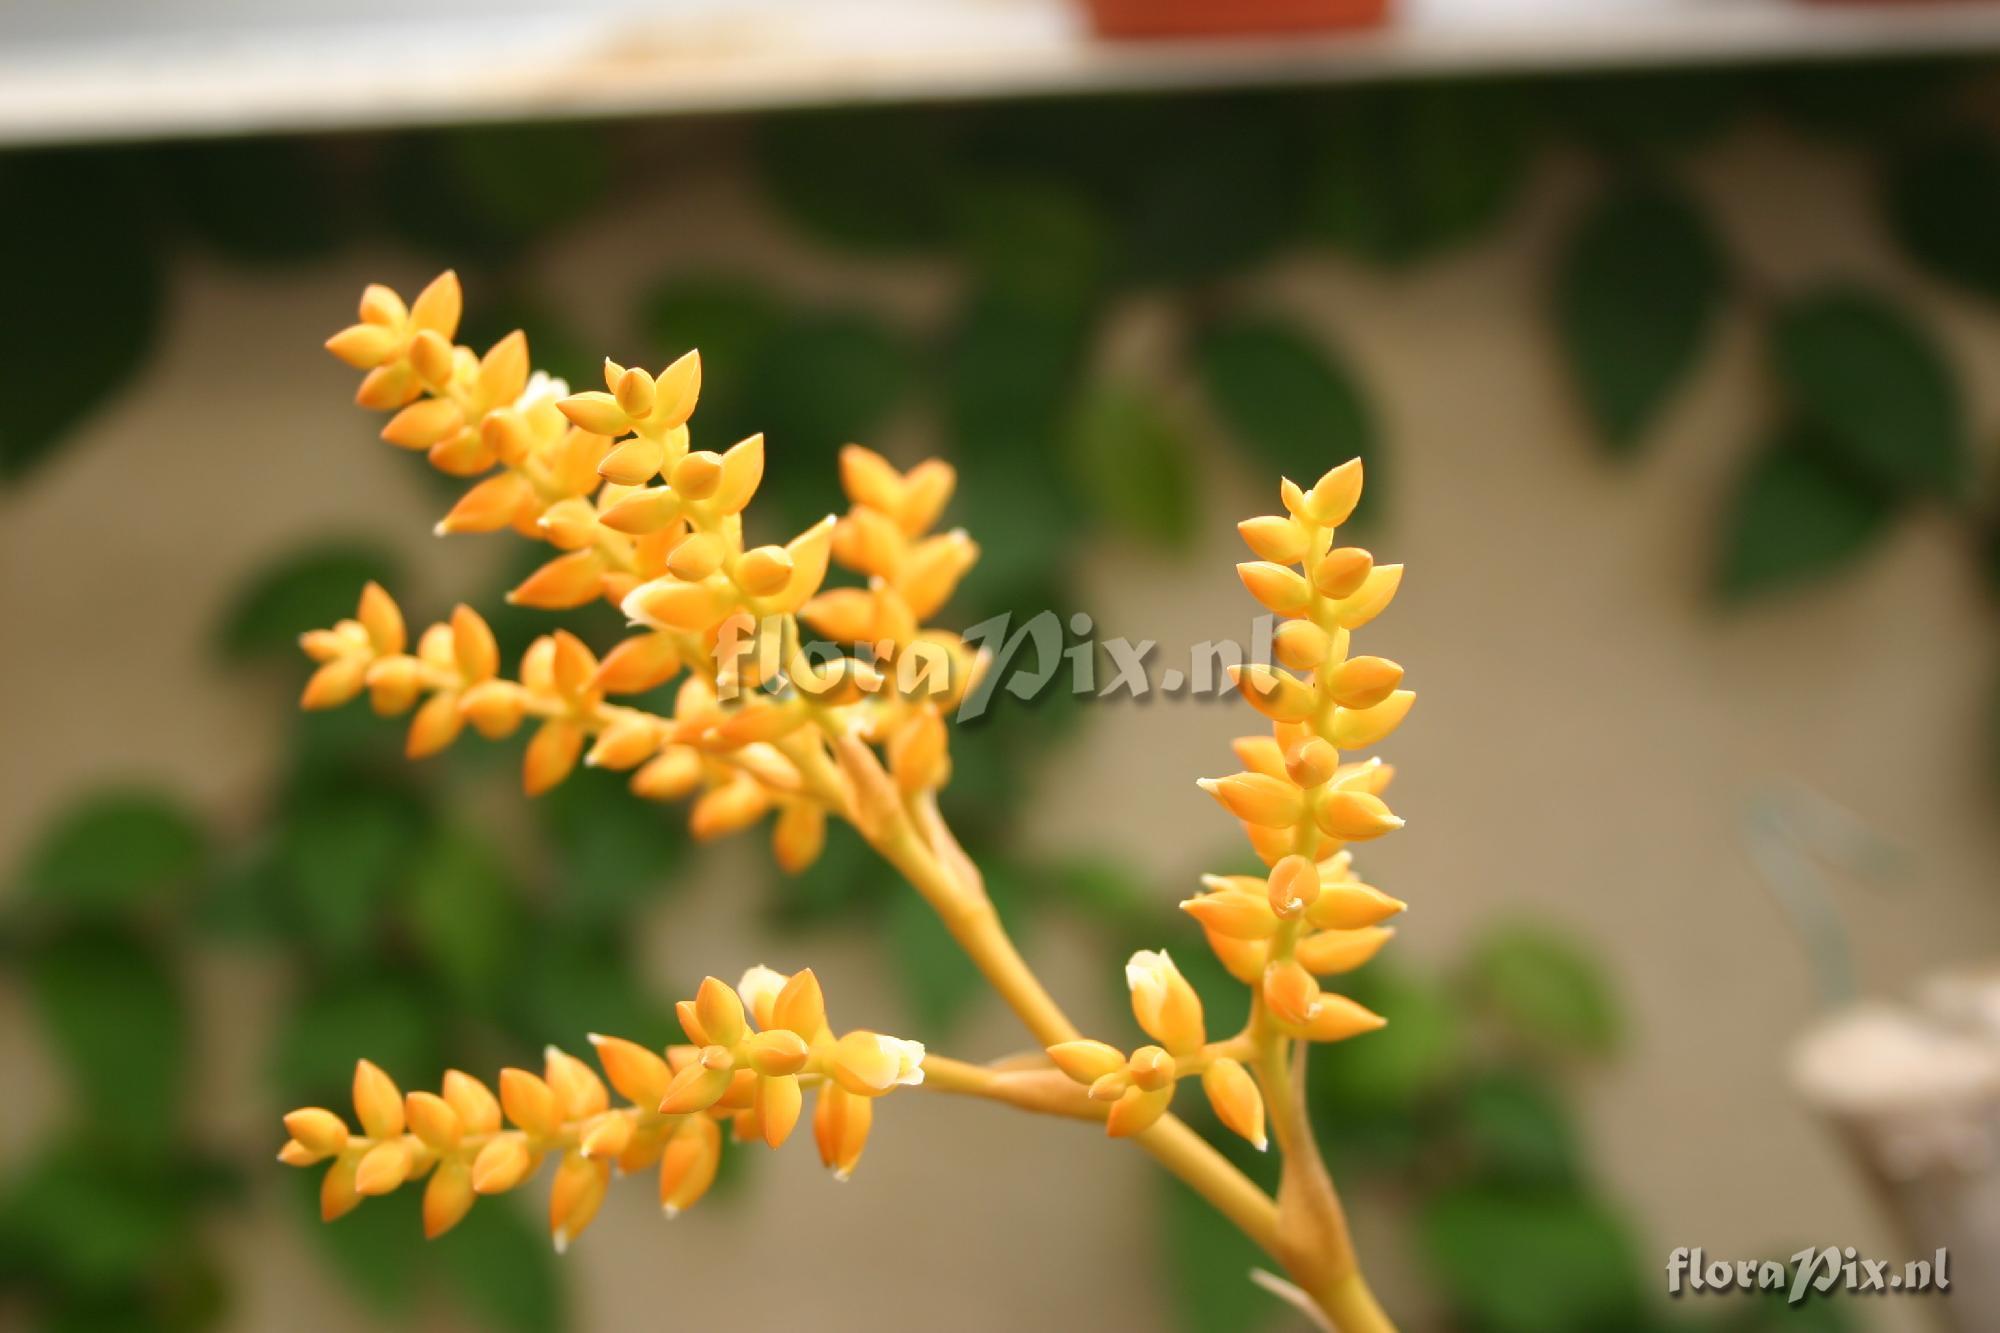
[1305,881,1407,930]
[1238,562,1311,616]
[1295,925,1395,975]
[353,1059,405,1139]
[1126,950,1205,1055]
[1266,855,1320,918]
[1198,773,1304,830]
[1314,546,1373,598]
[1314,790,1404,841]
[1202,1058,1267,1150]
[1237,514,1308,565]
[471,1135,533,1194]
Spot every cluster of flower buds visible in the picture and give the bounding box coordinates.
[1192,461,1410,1046]
[278,968,923,1248]
[311,273,992,875]
[1043,950,1266,1149]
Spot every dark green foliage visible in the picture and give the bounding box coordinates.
[20,791,207,916]
[215,542,401,661]
[1884,131,2000,305]
[1198,315,1379,518]
[1459,921,1623,1057]
[1717,426,1898,601]
[1555,183,1724,451]
[1066,384,1198,549]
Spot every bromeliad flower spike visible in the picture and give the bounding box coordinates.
[283,271,1409,1332]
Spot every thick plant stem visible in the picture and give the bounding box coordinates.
[1315,1271,1395,1333]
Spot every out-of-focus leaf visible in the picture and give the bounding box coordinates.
[216,542,400,661]
[1310,81,1531,265]
[1198,315,1378,519]
[0,150,164,483]
[1160,1174,1279,1333]
[1046,855,1149,930]
[1118,98,1305,284]
[640,276,784,444]
[1884,132,2000,305]
[459,298,594,391]
[376,125,611,261]
[1762,60,1959,143]
[756,109,956,252]
[1453,1070,1579,1186]
[766,819,893,925]
[25,928,186,1151]
[1420,1186,1644,1333]
[1461,922,1622,1057]
[0,1145,190,1288]
[1772,286,1966,495]
[949,178,1109,310]
[165,138,344,263]
[271,975,440,1102]
[290,1172,424,1316]
[277,793,422,956]
[538,768,689,923]
[1066,384,1197,549]
[513,928,675,1053]
[750,310,917,533]
[888,888,985,1035]
[436,1200,565,1333]
[1554,183,1724,451]
[1548,70,1748,154]
[1310,963,1460,1116]
[406,828,526,1009]
[1716,424,1898,601]
[19,790,206,915]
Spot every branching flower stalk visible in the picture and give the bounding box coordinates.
[285,272,1412,1331]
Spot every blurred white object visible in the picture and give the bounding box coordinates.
[3,0,2000,146]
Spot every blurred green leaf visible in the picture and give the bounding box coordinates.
[888,888,985,1035]
[406,828,526,1009]
[1310,81,1531,266]
[0,150,165,484]
[377,125,611,261]
[0,1145,191,1288]
[19,790,206,916]
[539,768,689,924]
[1762,60,1960,143]
[1198,316,1378,519]
[165,138,344,263]
[1066,384,1197,549]
[277,794,422,956]
[290,1172,424,1316]
[756,109,956,252]
[766,819,893,926]
[25,928,186,1151]
[1420,1186,1644,1333]
[436,1200,566,1333]
[751,310,918,532]
[1772,286,1966,495]
[950,178,1109,310]
[1884,131,2000,305]
[271,975,440,1102]
[1461,922,1622,1057]
[1453,1070,1579,1187]
[1310,963,1461,1118]
[513,928,676,1052]
[1046,855,1150,930]
[1555,183,1724,452]
[1160,1174,1279,1333]
[1546,70,1749,154]
[640,276,784,444]
[460,298,594,390]
[216,542,400,661]
[1118,97,1306,284]
[1717,424,1897,601]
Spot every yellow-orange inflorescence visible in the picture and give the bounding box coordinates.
[279,967,922,1247]
[1188,460,1405,1039]
[297,274,1412,1328]
[310,272,987,872]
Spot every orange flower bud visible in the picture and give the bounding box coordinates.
[735,545,795,597]
[659,1116,722,1215]
[1238,562,1311,616]
[1332,564,1403,630]
[558,391,630,437]
[499,1068,560,1136]
[812,1084,872,1180]
[381,398,464,450]
[651,349,702,430]
[695,976,747,1049]
[326,322,403,369]
[659,1055,735,1115]
[523,720,585,797]
[406,690,465,759]
[1302,994,1388,1042]
[459,680,524,740]
[589,1034,671,1108]
[301,657,368,711]
[1180,888,1279,940]
[443,1070,501,1134]
[670,450,723,501]
[1304,881,1406,930]
[1285,737,1339,789]
[321,1155,363,1221]
[839,444,904,513]
[1105,1083,1173,1138]
[773,969,826,1038]
[1329,690,1415,748]
[1202,1058,1267,1151]
[1197,773,1303,830]
[365,656,421,716]
[509,550,607,611]
[772,800,826,873]
[586,716,659,771]
[595,632,682,695]
[580,1112,634,1161]
[1126,950,1205,1055]
[1303,459,1363,527]
[689,777,770,840]
[1295,925,1395,975]
[1237,514,1308,565]
[471,1135,533,1195]
[545,1046,608,1120]
[1229,664,1318,723]
[549,1151,609,1252]
[1314,790,1403,842]
[405,1091,463,1151]
[1267,854,1320,918]
[284,1108,350,1157]
[830,1032,926,1096]
[353,1059,405,1139]
[1314,546,1373,598]
[713,434,765,515]
[899,531,979,620]
[756,1073,804,1148]
[423,1158,475,1239]
[1048,1040,1126,1086]
[1263,959,1321,1028]
[1273,619,1331,671]
[409,270,463,338]
[355,1139,411,1196]
[449,604,498,682]
[631,747,703,802]
[887,709,948,795]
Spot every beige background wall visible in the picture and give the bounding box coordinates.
[4,118,1998,1330]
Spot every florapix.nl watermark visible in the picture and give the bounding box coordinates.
[1667,1247,1950,1304]
[713,609,1291,722]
